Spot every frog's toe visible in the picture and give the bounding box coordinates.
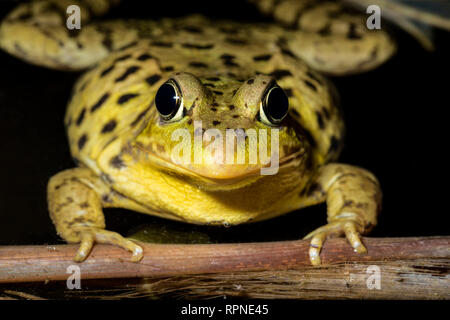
[74,232,95,262]
[303,220,367,266]
[73,228,143,262]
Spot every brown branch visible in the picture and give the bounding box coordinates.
[0,237,448,285]
[112,258,450,299]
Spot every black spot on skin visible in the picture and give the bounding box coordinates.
[270,69,293,80]
[76,108,86,126]
[318,24,332,36]
[322,106,330,119]
[342,200,354,208]
[220,54,235,60]
[150,41,173,47]
[290,109,301,118]
[118,41,138,51]
[225,38,248,45]
[247,79,254,85]
[130,106,151,127]
[329,136,340,153]
[228,105,235,110]
[145,74,162,86]
[189,62,208,68]
[204,83,216,88]
[306,71,323,85]
[232,115,239,119]
[281,48,297,59]
[206,77,220,82]
[102,35,113,50]
[304,80,317,91]
[54,181,67,190]
[90,93,110,113]
[356,202,368,209]
[102,194,113,203]
[302,129,317,148]
[68,28,81,38]
[78,81,89,92]
[211,107,217,111]
[316,111,325,129]
[110,155,126,169]
[212,91,223,96]
[223,60,239,67]
[182,43,214,50]
[219,26,239,34]
[101,120,117,133]
[163,66,174,72]
[16,12,32,20]
[348,23,362,40]
[187,119,193,125]
[253,54,272,61]
[284,88,293,97]
[220,54,239,67]
[78,134,88,150]
[114,54,132,63]
[117,93,140,105]
[80,202,89,209]
[137,53,153,61]
[213,120,221,126]
[306,182,325,197]
[183,26,203,33]
[115,66,140,82]
[100,65,114,77]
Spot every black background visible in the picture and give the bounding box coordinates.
[0,0,448,247]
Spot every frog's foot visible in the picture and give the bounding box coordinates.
[74,227,143,262]
[304,218,366,266]
[48,168,145,263]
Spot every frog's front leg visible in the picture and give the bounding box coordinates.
[48,168,143,262]
[301,164,382,265]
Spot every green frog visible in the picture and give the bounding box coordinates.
[0,0,391,265]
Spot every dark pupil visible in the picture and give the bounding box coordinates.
[155,82,180,117]
[266,87,288,121]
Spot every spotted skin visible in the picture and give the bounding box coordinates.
[1,1,385,265]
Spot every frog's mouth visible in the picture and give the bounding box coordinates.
[140,146,305,190]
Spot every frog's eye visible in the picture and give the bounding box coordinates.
[259,84,289,125]
[155,80,184,122]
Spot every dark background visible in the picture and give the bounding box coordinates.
[0,0,448,246]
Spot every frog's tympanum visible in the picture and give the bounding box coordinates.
[0,0,392,265]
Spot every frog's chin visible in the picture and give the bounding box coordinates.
[166,162,267,190]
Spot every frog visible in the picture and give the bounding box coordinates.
[0,0,390,265]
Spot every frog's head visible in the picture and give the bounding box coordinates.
[134,72,307,188]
